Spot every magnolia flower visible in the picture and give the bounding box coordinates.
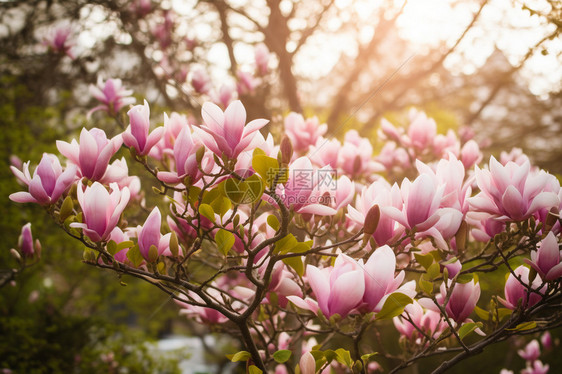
[362,245,405,312]
[157,127,206,185]
[498,266,545,310]
[275,156,337,216]
[194,100,268,160]
[525,232,562,281]
[150,112,190,160]
[136,207,171,261]
[10,153,77,205]
[88,77,135,117]
[71,182,130,242]
[308,137,341,169]
[407,110,437,151]
[213,84,235,108]
[236,70,259,95]
[383,173,445,232]
[191,69,211,94]
[43,25,75,59]
[175,291,228,324]
[518,339,540,362]
[18,223,40,258]
[469,157,560,222]
[56,128,122,181]
[108,227,132,263]
[123,100,164,156]
[521,360,549,374]
[460,140,482,170]
[338,130,384,178]
[422,279,480,323]
[393,301,445,340]
[299,351,316,374]
[347,179,403,246]
[287,254,365,318]
[254,43,270,75]
[284,113,327,153]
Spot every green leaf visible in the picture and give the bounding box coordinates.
[59,196,74,221]
[248,366,262,374]
[252,151,280,187]
[215,229,235,256]
[427,263,441,280]
[456,273,474,284]
[275,234,298,254]
[376,293,413,320]
[202,185,223,205]
[322,349,337,364]
[283,256,304,277]
[267,215,280,231]
[496,308,513,321]
[126,245,144,267]
[335,348,353,368]
[107,240,118,256]
[211,196,231,218]
[273,350,292,363]
[414,253,434,269]
[507,321,537,331]
[419,278,434,294]
[226,350,251,362]
[199,203,215,222]
[116,240,133,252]
[473,306,490,321]
[187,186,202,204]
[360,353,378,363]
[458,322,479,340]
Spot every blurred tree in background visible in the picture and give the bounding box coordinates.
[0,0,560,372]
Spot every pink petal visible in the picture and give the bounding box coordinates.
[328,269,365,317]
[9,192,37,203]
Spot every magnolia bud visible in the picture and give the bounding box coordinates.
[169,232,179,257]
[353,155,362,175]
[455,221,468,254]
[280,136,293,165]
[10,248,22,262]
[59,196,74,222]
[148,244,159,263]
[544,207,559,233]
[363,205,380,245]
[195,146,205,164]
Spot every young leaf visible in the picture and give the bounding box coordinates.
[376,293,413,320]
[335,348,353,368]
[267,215,280,231]
[199,203,215,222]
[248,366,263,374]
[282,256,304,277]
[226,350,251,362]
[414,253,434,270]
[273,350,292,363]
[458,322,478,340]
[215,229,235,256]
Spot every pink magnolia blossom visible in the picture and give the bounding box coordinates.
[284,113,327,153]
[467,212,506,242]
[71,182,130,242]
[521,360,549,374]
[43,25,75,59]
[460,140,482,170]
[194,100,268,160]
[123,100,164,156]
[518,340,540,362]
[254,43,271,75]
[213,84,235,108]
[338,130,383,178]
[347,179,403,246]
[150,112,190,160]
[393,301,445,340]
[157,127,207,185]
[191,69,211,94]
[541,331,552,350]
[299,351,316,374]
[330,175,355,211]
[469,157,560,222]
[500,147,530,166]
[108,227,132,263]
[275,156,336,216]
[422,279,480,323]
[175,291,228,324]
[10,154,77,205]
[101,157,141,198]
[383,173,444,232]
[378,118,404,144]
[136,207,173,261]
[18,223,38,258]
[308,137,341,169]
[361,245,405,312]
[432,129,460,158]
[525,232,562,281]
[407,110,437,151]
[237,70,259,95]
[56,128,122,181]
[287,254,365,318]
[88,77,135,117]
[498,266,545,310]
